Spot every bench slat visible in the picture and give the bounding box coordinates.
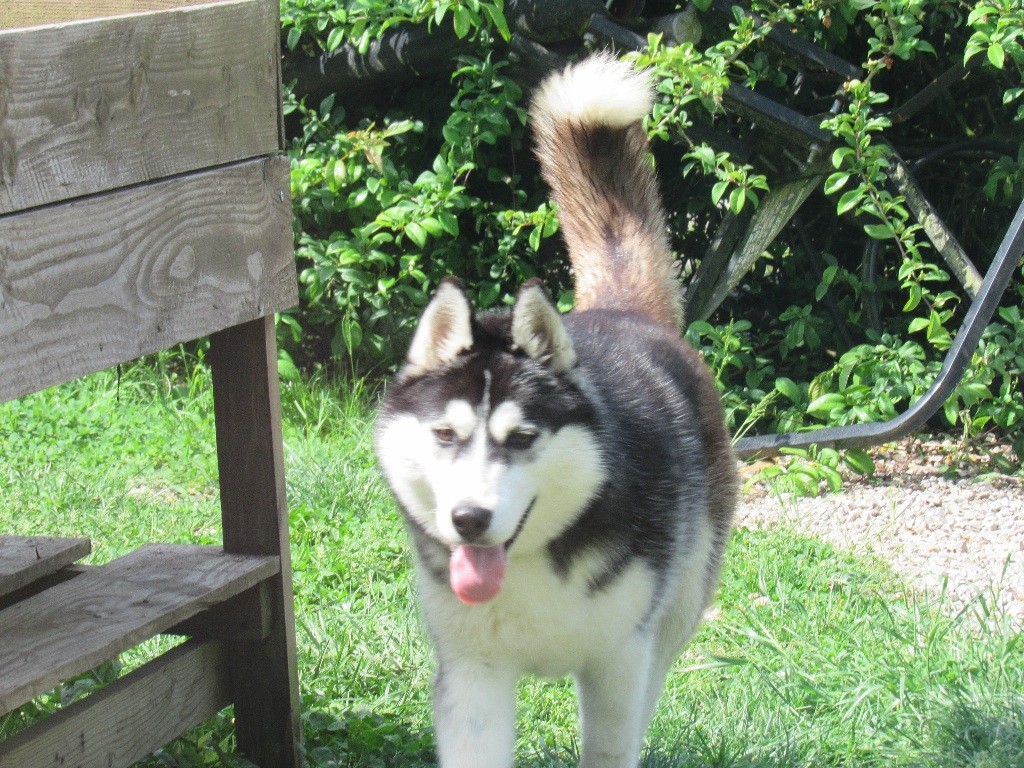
[0,543,277,716]
[0,639,231,768]
[0,0,280,212]
[0,155,297,404]
[0,536,91,599]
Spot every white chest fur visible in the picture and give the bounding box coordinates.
[419,550,659,679]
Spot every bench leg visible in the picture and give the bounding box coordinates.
[210,316,303,768]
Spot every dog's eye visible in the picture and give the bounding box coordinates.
[433,427,459,445]
[504,430,538,450]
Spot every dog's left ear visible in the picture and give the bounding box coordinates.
[406,278,474,374]
[511,280,577,374]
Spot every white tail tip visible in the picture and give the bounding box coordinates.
[532,53,654,129]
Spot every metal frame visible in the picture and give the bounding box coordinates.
[735,200,1024,458]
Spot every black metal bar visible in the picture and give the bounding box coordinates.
[723,84,833,144]
[585,11,648,49]
[709,0,861,80]
[734,198,1024,459]
[884,64,970,125]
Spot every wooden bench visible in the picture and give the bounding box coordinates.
[0,2,302,765]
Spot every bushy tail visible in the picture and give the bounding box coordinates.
[530,54,682,329]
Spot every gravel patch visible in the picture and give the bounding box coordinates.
[738,438,1024,627]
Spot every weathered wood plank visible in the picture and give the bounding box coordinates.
[0,565,91,612]
[0,639,231,768]
[1,1,228,30]
[0,155,297,404]
[166,580,273,641]
[0,0,280,212]
[210,317,303,766]
[0,536,91,599]
[0,543,278,716]
[689,172,824,320]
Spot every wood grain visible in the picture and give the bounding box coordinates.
[0,639,231,768]
[1,1,235,29]
[0,0,280,212]
[0,536,91,598]
[210,317,303,766]
[0,155,297,404]
[0,543,278,716]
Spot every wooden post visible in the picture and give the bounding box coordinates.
[209,316,303,768]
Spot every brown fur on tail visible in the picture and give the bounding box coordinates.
[530,54,682,329]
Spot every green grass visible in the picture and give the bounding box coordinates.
[1,359,1022,767]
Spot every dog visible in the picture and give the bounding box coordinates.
[374,53,737,768]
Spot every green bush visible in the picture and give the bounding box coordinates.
[286,44,555,375]
[280,0,1024,445]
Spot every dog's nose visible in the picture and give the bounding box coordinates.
[451,505,492,541]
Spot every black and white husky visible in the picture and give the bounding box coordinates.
[375,54,737,768]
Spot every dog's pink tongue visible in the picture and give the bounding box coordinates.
[449,544,506,604]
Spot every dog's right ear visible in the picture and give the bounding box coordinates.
[405,278,474,374]
[511,280,577,374]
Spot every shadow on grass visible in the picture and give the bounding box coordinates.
[926,693,1024,768]
[299,719,802,768]
[302,707,434,767]
[516,732,805,768]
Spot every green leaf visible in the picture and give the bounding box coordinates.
[483,3,511,40]
[863,223,894,240]
[556,290,575,313]
[926,310,944,342]
[420,217,445,237]
[775,377,802,403]
[836,189,863,215]
[339,317,363,353]
[988,42,1006,69]
[943,397,960,425]
[711,180,730,205]
[729,187,746,214]
[326,26,345,52]
[822,465,843,493]
[903,283,922,312]
[438,211,460,236]
[453,6,472,38]
[405,221,428,249]
[277,350,301,382]
[807,393,846,417]
[529,225,542,252]
[964,41,986,64]
[478,281,501,306]
[830,147,855,168]
[967,5,995,25]
[822,264,838,287]
[824,172,851,195]
[842,449,875,475]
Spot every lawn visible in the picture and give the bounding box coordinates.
[1,358,1022,767]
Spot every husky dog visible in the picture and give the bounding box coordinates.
[375,54,737,768]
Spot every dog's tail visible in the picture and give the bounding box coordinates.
[530,54,682,329]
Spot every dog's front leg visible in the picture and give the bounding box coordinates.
[574,639,654,768]
[433,660,517,768]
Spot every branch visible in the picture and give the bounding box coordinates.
[284,0,605,100]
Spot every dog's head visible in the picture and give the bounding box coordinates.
[375,279,605,603]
